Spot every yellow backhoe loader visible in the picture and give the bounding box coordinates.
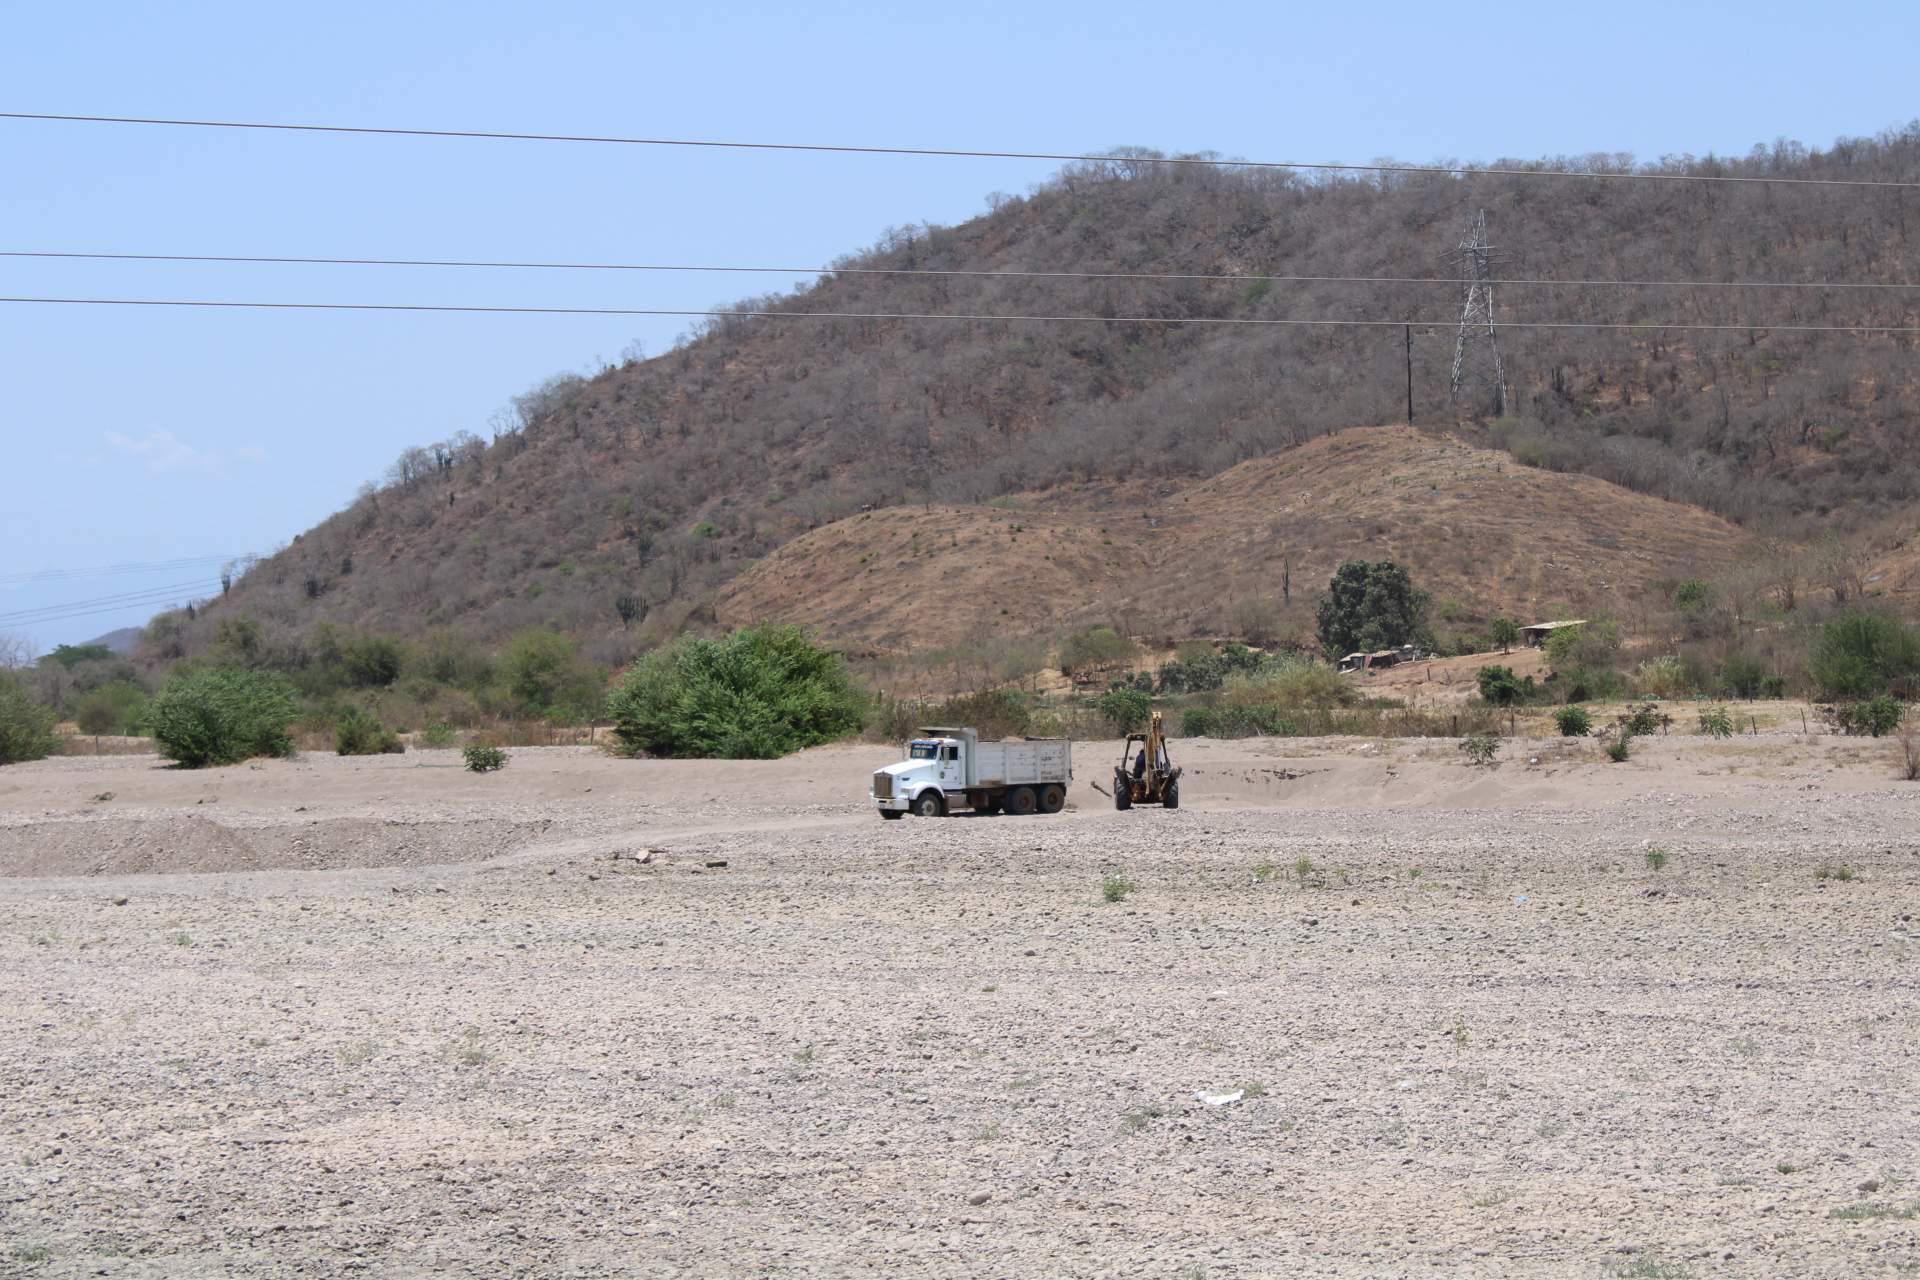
[1113,710,1181,810]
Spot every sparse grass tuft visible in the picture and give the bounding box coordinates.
[1604,1256,1691,1279]
[10,1243,52,1264]
[1460,731,1500,766]
[339,1039,379,1066]
[447,1028,492,1068]
[1294,855,1314,882]
[1776,1161,1798,1174]
[1730,1036,1760,1059]
[1237,1080,1269,1099]
[1830,1201,1919,1221]
[1102,871,1136,904]
[1468,1187,1512,1208]
[1645,847,1669,872]
[971,1122,1002,1140]
[1120,1105,1165,1133]
[1450,1015,1470,1051]
[1253,860,1278,883]
[1814,864,1857,882]
[168,930,193,948]
[1605,734,1633,763]
[792,1044,817,1068]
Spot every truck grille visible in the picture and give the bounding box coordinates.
[872,772,893,799]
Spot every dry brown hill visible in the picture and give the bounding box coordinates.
[718,426,1756,649]
[171,124,1920,666]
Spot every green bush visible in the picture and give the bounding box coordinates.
[1828,695,1906,738]
[1460,732,1500,766]
[1698,706,1735,739]
[1316,560,1431,656]
[148,668,300,768]
[463,743,508,772]
[1554,705,1592,737]
[417,722,458,748]
[1811,614,1920,700]
[73,680,149,736]
[1719,652,1769,699]
[1476,665,1534,707]
[0,675,59,765]
[607,625,865,759]
[1544,619,1621,672]
[1605,735,1633,763]
[1624,703,1665,736]
[1632,656,1689,698]
[1058,626,1135,676]
[1182,707,1217,737]
[1095,686,1152,733]
[335,708,404,756]
[495,629,604,721]
[341,635,406,688]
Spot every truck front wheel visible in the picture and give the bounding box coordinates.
[1003,786,1038,816]
[912,791,946,818]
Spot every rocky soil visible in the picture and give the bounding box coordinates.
[2,738,1917,1277]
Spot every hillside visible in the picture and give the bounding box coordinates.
[716,426,1755,649]
[174,123,1920,663]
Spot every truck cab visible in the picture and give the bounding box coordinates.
[872,727,1071,819]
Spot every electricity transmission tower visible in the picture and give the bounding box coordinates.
[1448,209,1508,416]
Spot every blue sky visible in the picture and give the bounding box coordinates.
[3,0,1916,652]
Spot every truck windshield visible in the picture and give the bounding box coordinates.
[909,743,940,760]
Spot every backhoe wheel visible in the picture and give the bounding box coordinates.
[1037,784,1066,814]
[912,791,946,819]
[1162,781,1180,809]
[880,809,904,820]
[1113,774,1133,810]
[1003,786,1038,816]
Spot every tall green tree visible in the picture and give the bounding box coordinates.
[1316,561,1431,657]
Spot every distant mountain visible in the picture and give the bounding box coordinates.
[167,122,1920,661]
[84,627,143,656]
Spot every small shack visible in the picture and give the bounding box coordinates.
[1520,619,1587,648]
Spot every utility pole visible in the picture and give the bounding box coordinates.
[1448,209,1508,417]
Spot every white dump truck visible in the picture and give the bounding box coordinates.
[871,726,1072,819]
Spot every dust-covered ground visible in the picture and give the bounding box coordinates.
[2,735,1918,1278]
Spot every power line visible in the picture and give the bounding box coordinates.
[0,553,243,586]
[9,249,1920,293]
[2,294,1917,333]
[5,111,1916,190]
[0,579,223,625]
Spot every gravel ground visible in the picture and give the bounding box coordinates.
[2,739,1918,1278]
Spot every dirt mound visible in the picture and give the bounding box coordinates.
[719,426,1757,649]
[0,814,559,878]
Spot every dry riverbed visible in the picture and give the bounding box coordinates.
[2,736,1918,1278]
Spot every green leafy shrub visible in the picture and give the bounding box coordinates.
[1182,707,1217,737]
[148,668,300,768]
[495,629,603,721]
[1476,665,1534,706]
[1544,619,1621,672]
[1058,625,1136,676]
[1812,614,1920,700]
[417,722,458,748]
[341,635,405,688]
[1460,731,1500,766]
[0,675,59,765]
[1624,703,1665,736]
[335,708,404,756]
[1488,617,1520,652]
[608,625,865,759]
[1719,652,1769,699]
[1632,656,1690,698]
[1095,686,1152,733]
[1698,706,1735,739]
[1605,734,1633,763]
[73,680,149,736]
[1827,695,1906,737]
[1316,560,1431,656]
[1554,705,1592,737]
[462,743,507,772]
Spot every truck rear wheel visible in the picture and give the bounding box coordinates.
[1037,784,1065,814]
[912,791,946,818]
[1003,786,1038,816]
